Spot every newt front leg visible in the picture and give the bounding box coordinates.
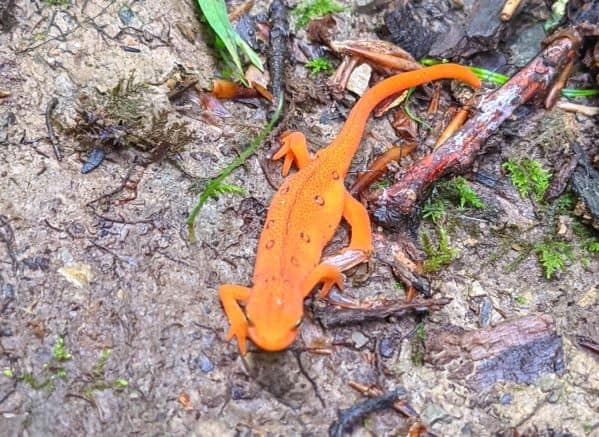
[301,263,344,298]
[272,131,311,176]
[218,284,251,354]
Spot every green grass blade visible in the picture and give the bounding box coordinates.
[561,88,599,98]
[186,96,284,241]
[236,36,264,71]
[197,0,243,73]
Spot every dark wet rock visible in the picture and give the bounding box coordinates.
[1,283,15,314]
[500,393,512,405]
[81,148,106,174]
[572,143,599,229]
[0,112,16,129]
[478,297,493,328]
[425,314,565,389]
[22,255,50,271]
[190,353,214,373]
[382,0,551,60]
[506,23,546,67]
[0,0,15,32]
[230,382,256,400]
[380,2,436,59]
[379,336,394,358]
[118,6,135,25]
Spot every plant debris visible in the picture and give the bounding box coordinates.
[372,35,580,228]
[65,74,194,172]
[425,314,565,388]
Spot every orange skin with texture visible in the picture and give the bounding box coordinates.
[219,64,481,354]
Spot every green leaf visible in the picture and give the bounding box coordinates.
[197,0,242,70]
[236,36,264,71]
[197,0,263,82]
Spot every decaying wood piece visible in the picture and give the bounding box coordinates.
[315,298,450,328]
[425,314,565,389]
[571,143,599,229]
[372,35,580,228]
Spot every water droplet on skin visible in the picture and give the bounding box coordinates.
[265,240,275,249]
[290,256,299,266]
[281,185,290,194]
[314,195,325,206]
[266,219,275,229]
[332,170,340,180]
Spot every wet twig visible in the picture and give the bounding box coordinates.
[329,387,407,437]
[268,0,288,111]
[315,298,450,328]
[0,215,18,272]
[45,98,61,161]
[348,381,421,419]
[500,0,523,21]
[577,336,599,355]
[294,351,326,407]
[373,35,580,228]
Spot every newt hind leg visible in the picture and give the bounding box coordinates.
[342,191,373,255]
[272,131,311,176]
[218,284,251,355]
[320,192,373,272]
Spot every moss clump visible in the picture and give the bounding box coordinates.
[503,158,551,200]
[293,0,347,28]
[305,57,334,77]
[421,225,459,273]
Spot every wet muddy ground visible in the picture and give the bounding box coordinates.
[0,0,598,436]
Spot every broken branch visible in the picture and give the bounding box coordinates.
[373,35,580,228]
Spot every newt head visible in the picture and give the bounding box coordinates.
[244,287,303,352]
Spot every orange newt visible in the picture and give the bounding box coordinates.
[219,64,481,354]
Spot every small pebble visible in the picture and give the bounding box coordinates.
[191,353,214,373]
[500,393,512,405]
[81,148,105,174]
[118,6,135,25]
[379,336,395,358]
[479,297,493,328]
[351,331,369,349]
[347,63,373,96]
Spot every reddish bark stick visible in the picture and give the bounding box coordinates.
[372,36,580,228]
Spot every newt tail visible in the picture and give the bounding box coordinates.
[219,64,481,354]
